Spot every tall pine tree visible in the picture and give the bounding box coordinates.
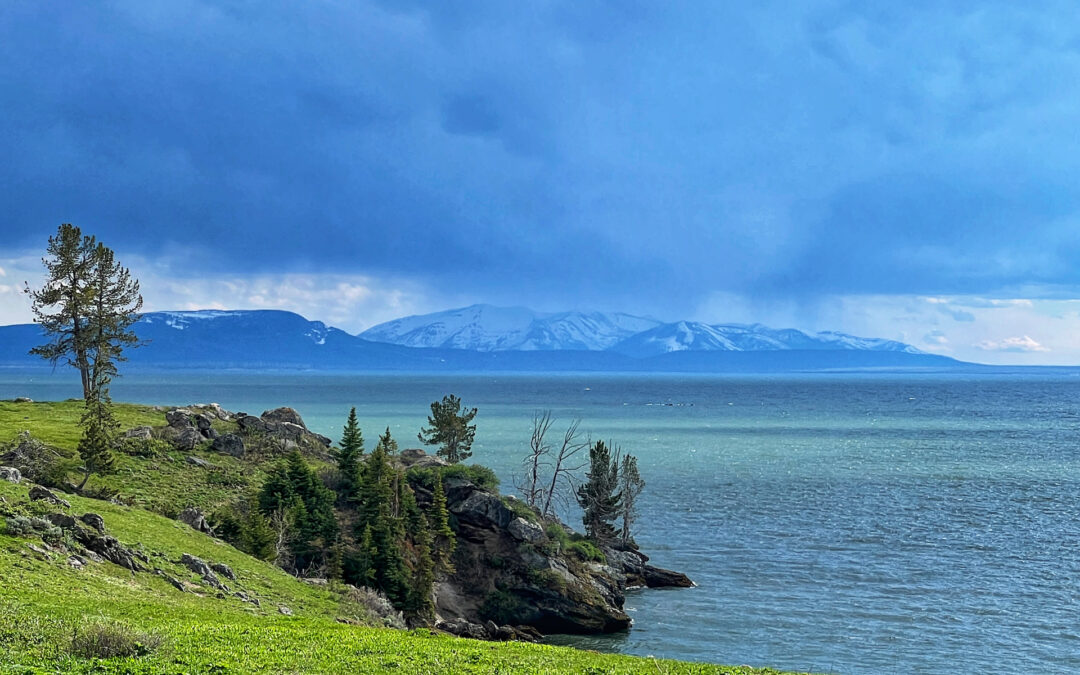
[575,440,622,545]
[335,407,364,503]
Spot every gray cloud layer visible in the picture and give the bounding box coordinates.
[3,1,1079,316]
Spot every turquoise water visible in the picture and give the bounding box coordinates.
[4,370,1080,674]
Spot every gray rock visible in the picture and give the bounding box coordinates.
[68,554,88,569]
[166,408,195,428]
[154,568,185,592]
[278,605,293,616]
[177,508,214,535]
[186,455,213,469]
[211,562,236,581]
[122,426,153,440]
[262,407,306,429]
[13,397,32,403]
[210,433,245,458]
[312,432,332,448]
[180,553,213,577]
[507,517,544,544]
[0,466,21,483]
[80,513,106,533]
[83,535,144,571]
[193,413,214,435]
[161,425,202,451]
[276,422,307,443]
[236,415,267,434]
[29,485,70,508]
[202,572,227,591]
[450,491,515,530]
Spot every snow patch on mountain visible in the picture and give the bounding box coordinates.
[361,304,661,351]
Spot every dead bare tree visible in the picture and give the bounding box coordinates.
[519,411,554,509]
[270,508,295,571]
[542,418,589,518]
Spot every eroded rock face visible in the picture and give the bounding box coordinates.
[430,478,632,636]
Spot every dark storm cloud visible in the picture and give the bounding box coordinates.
[2,1,1080,314]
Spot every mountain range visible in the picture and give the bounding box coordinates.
[0,306,963,372]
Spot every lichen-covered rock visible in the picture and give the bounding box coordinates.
[0,466,21,483]
[165,408,195,428]
[507,517,544,544]
[160,425,202,451]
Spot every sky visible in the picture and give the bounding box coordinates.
[2,1,1080,365]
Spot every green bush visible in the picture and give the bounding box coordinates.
[114,437,171,458]
[567,539,606,563]
[478,589,529,625]
[406,464,499,492]
[501,496,539,523]
[70,620,165,659]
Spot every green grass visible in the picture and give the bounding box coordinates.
[0,401,808,674]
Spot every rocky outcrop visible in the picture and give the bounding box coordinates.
[602,547,695,589]
[421,471,630,636]
[80,513,105,533]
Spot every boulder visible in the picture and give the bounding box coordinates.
[193,414,214,436]
[211,562,236,581]
[29,485,70,508]
[236,415,267,434]
[211,433,245,457]
[278,605,293,616]
[450,492,515,530]
[13,397,32,403]
[122,426,153,440]
[166,408,195,428]
[180,553,213,577]
[177,508,214,535]
[508,517,545,544]
[80,513,106,533]
[0,466,21,483]
[161,425,202,451]
[262,407,306,428]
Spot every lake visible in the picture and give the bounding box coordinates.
[4,370,1080,674]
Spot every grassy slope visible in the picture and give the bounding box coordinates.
[0,400,805,674]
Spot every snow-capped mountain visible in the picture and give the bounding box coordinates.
[359,304,661,351]
[611,321,923,358]
[362,305,923,357]
[1,307,955,372]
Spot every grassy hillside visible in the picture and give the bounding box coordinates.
[0,400,805,674]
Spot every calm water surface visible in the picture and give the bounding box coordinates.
[4,370,1080,674]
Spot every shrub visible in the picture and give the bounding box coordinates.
[526,568,568,592]
[338,584,406,629]
[567,539,606,563]
[478,589,529,625]
[3,515,35,537]
[113,437,171,458]
[206,467,246,488]
[406,464,499,493]
[70,620,165,659]
[502,496,539,523]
